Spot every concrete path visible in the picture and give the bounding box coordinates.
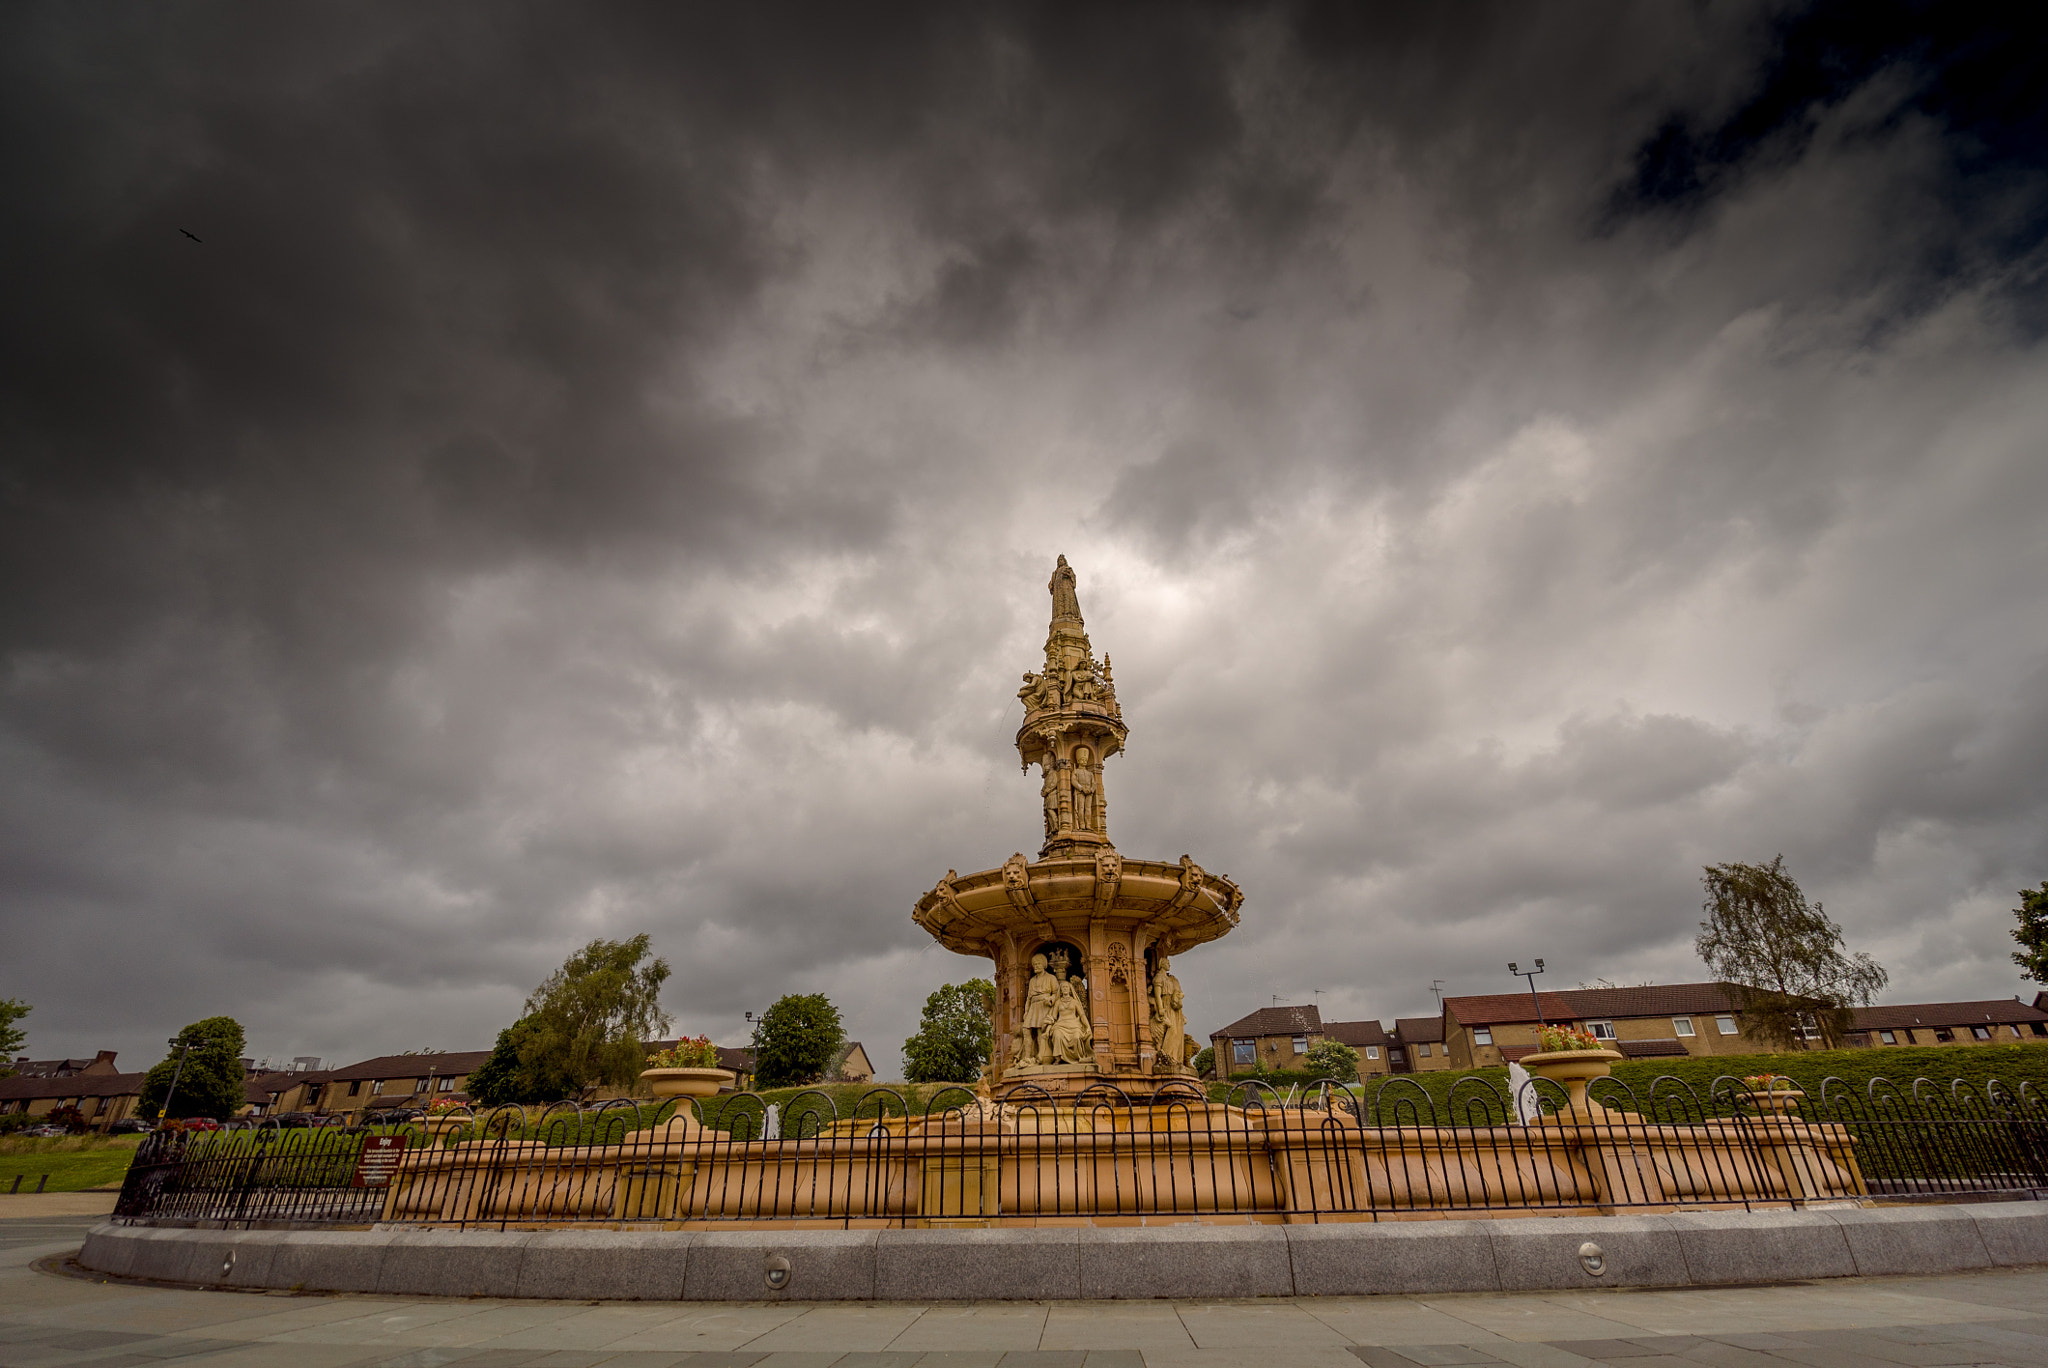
[7,1216,2047,1367]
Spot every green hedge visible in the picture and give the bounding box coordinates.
[1242,1043,2048,1126]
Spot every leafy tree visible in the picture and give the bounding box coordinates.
[1304,1039,1360,1082]
[139,1016,248,1120]
[465,1019,554,1107]
[2012,882,2048,983]
[0,997,28,1072]
[513,935,673,1099]
[1695,856,1888,1050]
[752,992,845,1088]
[902,979,995,1083]
[1190,1045,1215,1079]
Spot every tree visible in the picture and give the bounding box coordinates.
[902,979,995,1083]
[1304,1039,1359,1082]
[2013,882,2048,983]
[0,998,28,1072]
[1695,856,1888,1050]
[1190,1046,1215,1079]
[138,1016,248,1120]
[511,935,673,1099]
[465,1019,553,1107]
[752,992,844,1088]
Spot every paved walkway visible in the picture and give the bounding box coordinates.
[6,1216,2047,1368]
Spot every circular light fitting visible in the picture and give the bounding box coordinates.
[764,1253,792,1291]
[1577,1241,1606,1277]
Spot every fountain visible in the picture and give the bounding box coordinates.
[912,556,1243,1098]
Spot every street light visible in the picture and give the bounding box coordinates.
[158,1035,212,1124]
[1507,960,1547,1029]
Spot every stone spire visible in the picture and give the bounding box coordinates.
[1015,557,1127,858]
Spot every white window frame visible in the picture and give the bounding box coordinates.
[1715,1015,1738,1035]
[1673,1017,1694,1037]
[1472,1027,1493,1046]
[1972,1025,1991,1040]
[1291,1036,1307,1054]
[1417,1043,1431,1057]
[1365,1045,1380,1060]
[1585,1020,1616,1040]
[1879,1029,1897,1045]
[1232,1040,1255,1066]
[371,1080,384,1094]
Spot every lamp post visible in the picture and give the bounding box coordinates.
[158,1035,210,1124]
[1508,960,1547,1031]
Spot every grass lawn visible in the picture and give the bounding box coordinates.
[0,1134,144,1193]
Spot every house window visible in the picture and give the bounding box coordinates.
[1291,1036,1307,1054]
[1232,1040,1255,1066]
[2031,1023,2047,1037]
[1796,1016,1822,1041]
[1673,1017,1694,1037]
[1715,1015,1738,1035]
[372,1080,385,1094]
[1972,1026,1991,1040]
[439,1077,455,1092]
[1472,1027,1493,1046]
[1935,1028,1953,1042]
[1585,1021,1616,1040]
[1879,1030,1897,1045]
[348,1080,361,1096]
[1417,1043,1431,1058]
[1365,1046,1380,1060]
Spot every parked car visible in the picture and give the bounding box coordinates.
[19,1124,67,1138]
[107,1118,153,1134]
[177,1117,221,1132]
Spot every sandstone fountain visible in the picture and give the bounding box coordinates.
[912,556,1244,1098]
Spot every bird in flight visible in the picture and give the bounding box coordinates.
[180,228,203,243]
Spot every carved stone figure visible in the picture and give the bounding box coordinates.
[1048,946,1071,981]
[1049,980,1094,1063]
[1023,953,1060,1063]
[1149,954,1187,1071]
[1040,760,1066,837]
[1070,746,1099,832]
[1049,554,1082,622]
[1105,941,1132,986]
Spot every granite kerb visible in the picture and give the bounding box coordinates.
[74,1202,2048,1300]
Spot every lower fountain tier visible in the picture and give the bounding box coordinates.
[912,851,1244,1096]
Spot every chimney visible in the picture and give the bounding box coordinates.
[94,1050,117,1064]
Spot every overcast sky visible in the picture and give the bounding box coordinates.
[4,4,2046,1079]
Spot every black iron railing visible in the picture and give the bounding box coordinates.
[112,1073,2047,1230]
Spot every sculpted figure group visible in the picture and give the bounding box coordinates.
[1019,949,1094,1066]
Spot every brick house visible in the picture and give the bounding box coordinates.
[1389,1016,1452,1073]
[0,1064,146,1130]
[1846,999,2048,1047]
[1443,983,1773,1069]
[312,1051,491,1121]
[1209,1005,1324,1075]
[1323,1019,1390,1076]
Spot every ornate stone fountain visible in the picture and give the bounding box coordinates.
[912,557,1244,1098]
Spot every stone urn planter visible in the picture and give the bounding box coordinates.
[1740,1087,1807,1116]
[639,1067,734,1100]
[420,1112,472,1140]
[1519,1049,1624,1119]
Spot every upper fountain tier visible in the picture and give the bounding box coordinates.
[1014,554,1129,859]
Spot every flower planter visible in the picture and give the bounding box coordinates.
[639,1067,734,1100]
[1740,1088,1806,1116]
[1519,1048,1624,1118]
[421,1113,471,1140]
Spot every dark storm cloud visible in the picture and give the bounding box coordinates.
[3,2,2045,1073]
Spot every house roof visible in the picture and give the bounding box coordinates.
[1445,983,1738,1026]
[324,1051,492,1083]
[1210,1005,1323,1040]
[9,1052,119,1078]
[715,1047,755,1074]
[1392,1016,1445,1044]
[1322,1020,1387,1047]
[1850,1000,2048,1031]
[0,1070,147,1101]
